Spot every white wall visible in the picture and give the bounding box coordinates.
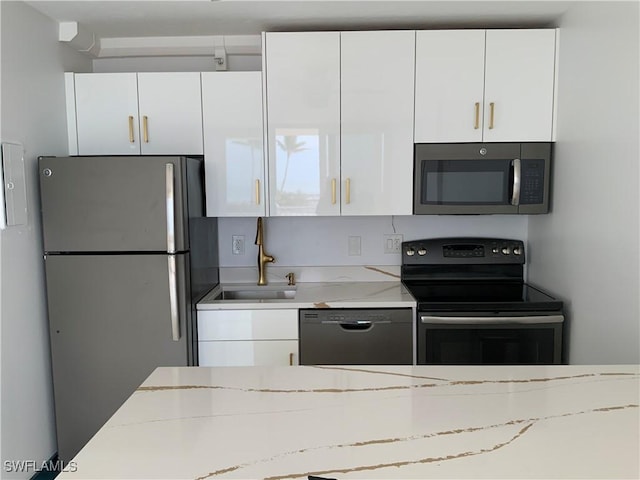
[528,2,640,364]
[218,215,528,266]
[0,1,92,477]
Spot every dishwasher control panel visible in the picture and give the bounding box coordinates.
[323,312,394,323]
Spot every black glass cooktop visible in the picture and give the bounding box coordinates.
[403,280,563,312]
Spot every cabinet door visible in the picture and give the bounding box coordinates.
[202,72,266,217]
[137,72,204,155]
[414,30,486,143]
[483,29,556,142]
[265,32,341,216]
[198,340,299,366]
[75,73,140,155]
[341,31,415,216]
[197,309,298,341]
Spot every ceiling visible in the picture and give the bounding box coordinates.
[26,1,573,38]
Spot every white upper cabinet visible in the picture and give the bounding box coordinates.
[264,32,341,216]
[483,29,557,142]
[414,30,486,143]
[75,73,140,155]
[136,72,203,155]
[415,29,557,143]
[73,72,203,155]
[341,31,415,216]
[265,30,414,216]
[202,72,266,217]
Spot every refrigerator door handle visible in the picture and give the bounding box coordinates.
[165,163,176,254]
[168,255,180,341]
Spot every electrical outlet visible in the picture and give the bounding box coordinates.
[383,234,403,254]
[348,236,361,256]
[232,235,245,255]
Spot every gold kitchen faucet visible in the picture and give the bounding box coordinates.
[255,217,274,285]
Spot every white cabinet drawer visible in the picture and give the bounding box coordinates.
[197,309,298,341]
[198,340,299,366]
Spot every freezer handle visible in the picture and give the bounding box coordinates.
[168,255,180,341]
[165,163,176,254]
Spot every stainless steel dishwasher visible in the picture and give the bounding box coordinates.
[299,308,413,365]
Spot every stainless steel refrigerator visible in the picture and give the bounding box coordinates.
[39,155,218,461]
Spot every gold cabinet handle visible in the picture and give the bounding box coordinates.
[289,352,294,366]
[331,178,336,205]
[345,178,351,204]
[489,102,495,130]
[142,115,149,143]
[255,179,261,205]
[474,102,480,129]
[128,116,135,143]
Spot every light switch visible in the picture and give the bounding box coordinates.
[348,236,361,256]
[383,234,403,254]
[0,142,27,229]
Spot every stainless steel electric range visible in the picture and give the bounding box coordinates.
[401,237,564,365]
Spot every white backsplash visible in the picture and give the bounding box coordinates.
[219,265,401,284]
[218,215,529,268]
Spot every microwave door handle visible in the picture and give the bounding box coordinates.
[511,158,521,206]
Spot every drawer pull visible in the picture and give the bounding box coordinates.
[489,102,495,129]
[143,115,149,143]
[331,178,336,205]
[345,178,351,204]
[474,102,480,129]
[128,116,135,143]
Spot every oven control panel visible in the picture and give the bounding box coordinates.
[402,237,525,265]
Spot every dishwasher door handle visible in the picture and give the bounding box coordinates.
[339,321,372,331]
[320,319,383,330]
[321,320,390,325]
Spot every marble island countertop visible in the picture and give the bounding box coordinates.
[197,281,416,310]
[59,365,639,479]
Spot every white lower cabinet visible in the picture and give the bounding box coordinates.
[199,340,298,367]
[197,309,298,366]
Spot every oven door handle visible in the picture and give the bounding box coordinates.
[421,314,564,325]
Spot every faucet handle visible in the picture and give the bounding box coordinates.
[286,272,296,286]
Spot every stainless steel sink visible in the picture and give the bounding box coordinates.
[215,285,297,300]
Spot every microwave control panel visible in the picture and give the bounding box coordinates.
[520,159,546,205]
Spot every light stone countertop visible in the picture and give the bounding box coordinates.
[197,281,416,310]
[58,364,639,479]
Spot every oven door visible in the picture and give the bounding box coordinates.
[418,314,564,365]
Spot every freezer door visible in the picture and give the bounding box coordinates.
[39,156,189,252]
[45,253,191,461]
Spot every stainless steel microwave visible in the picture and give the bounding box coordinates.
[413,143,551,214]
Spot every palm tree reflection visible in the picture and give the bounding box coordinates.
[277,135,308,192]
